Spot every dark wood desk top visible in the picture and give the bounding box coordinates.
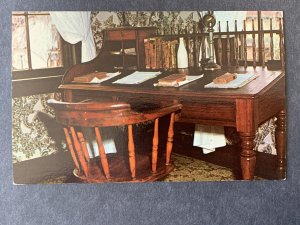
[59,67,285,100]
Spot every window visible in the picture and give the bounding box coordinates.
[12,12,80,97]
[260,11,283,61]
[244,11,283,64]
[12,12,63,71]
[215,11,284,66]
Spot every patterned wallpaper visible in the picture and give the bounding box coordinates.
[12,93,67,163]
[91,11,202,53]
[12,11,278,163]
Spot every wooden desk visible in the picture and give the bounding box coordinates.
[59,67,286,180]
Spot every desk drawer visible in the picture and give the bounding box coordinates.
[105,30,136,40]
[180,102,236,124]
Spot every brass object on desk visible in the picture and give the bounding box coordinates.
[202,11,221,71]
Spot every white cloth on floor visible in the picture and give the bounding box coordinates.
[193,124,226,154]
[82,128,117,158]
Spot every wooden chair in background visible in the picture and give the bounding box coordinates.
[47,99,182,183]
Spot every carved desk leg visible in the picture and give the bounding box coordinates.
[275,109,286,179]
[239,132,256,180]
[236,99,257,180]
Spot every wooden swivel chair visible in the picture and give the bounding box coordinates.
[47,99,182,183]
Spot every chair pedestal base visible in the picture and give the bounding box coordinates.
[73,153,174,183]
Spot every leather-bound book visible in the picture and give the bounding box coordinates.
[73,71,107,83]
[157,73,186,86]
[213,72,237,84]
[144,38,151,69]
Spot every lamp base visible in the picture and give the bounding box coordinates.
[203,62,221,71]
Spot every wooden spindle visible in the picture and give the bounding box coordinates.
[70,127,88,177]
[127,124,136,179]
[184,27,191,67]
[243,20,247,68]
[252,19,256,68]
[151,118,159,173]
[168,41,172,69]
[275,110,286,179]
[77,131,91,162]
[234,20,239,67]
[63,128,80,171]
[261,18,266,68]
[218,21,223,67]
[166,113,175,166]
[95,127,110,179]
[226,21,231,66]
[193,24,198,67]
[279,18,285,69]
[202,35,207,64]
[270,18,274,60]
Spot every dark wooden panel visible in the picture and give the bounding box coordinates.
[12,76,63,97]
[106,30,136,40]
[13,151,74,184]
[180,102,236,123]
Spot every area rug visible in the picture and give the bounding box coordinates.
[39,153,262,184]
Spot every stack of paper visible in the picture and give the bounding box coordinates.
[113,71,162,84]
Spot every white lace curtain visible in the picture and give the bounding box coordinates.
[50,11,96,62]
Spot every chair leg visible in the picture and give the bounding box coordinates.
[77,131,91,162]
[63,127,80,171]
[166,113,175,165]
[95,127,110,179]
[152,118,159,173]
[127,124,136,180]
[70,127,89,177]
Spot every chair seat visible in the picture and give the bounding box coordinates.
[73,153,174,183]
[47,99,182,183]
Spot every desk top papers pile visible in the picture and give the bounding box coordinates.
[154,74,204,87]
[113,71,162,84]
[90,71,121,83]
[204,73,258,89]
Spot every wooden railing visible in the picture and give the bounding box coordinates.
[146,18,285,70]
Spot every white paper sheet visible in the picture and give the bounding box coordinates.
[112,71,162,84]
[90,71,121,83]
[193,125,226,154]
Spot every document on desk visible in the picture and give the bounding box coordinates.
[90,71,122,83]
[204,73,258,89]
[154,74,204,87]
[112,71,162,84]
